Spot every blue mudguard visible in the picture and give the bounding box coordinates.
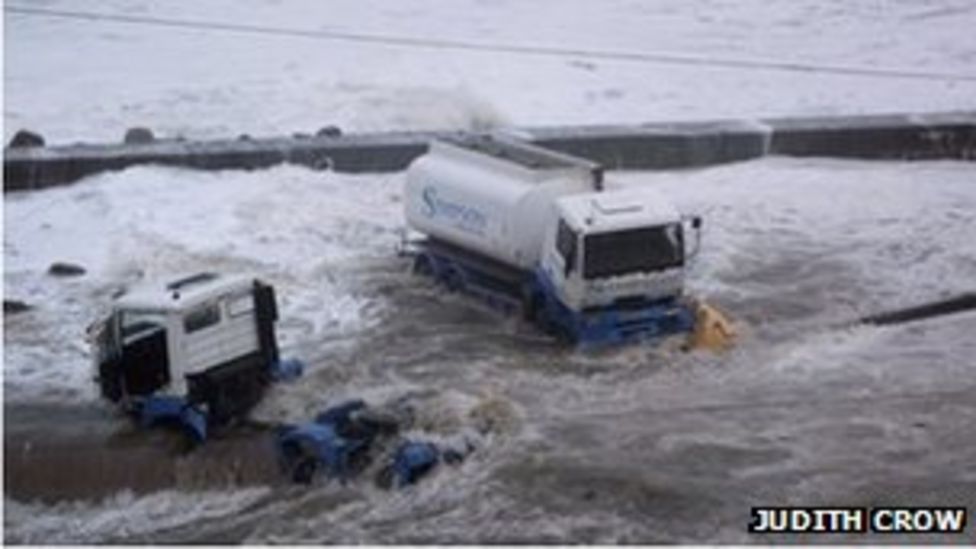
[574,298,696,346]
[139,395,208,442]
[315,399,366,428]
[278,423,367,482]
[532,268,695,347]
[391,441,440,487]
[269,357,305,382]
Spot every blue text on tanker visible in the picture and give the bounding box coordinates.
[421,186,489,236]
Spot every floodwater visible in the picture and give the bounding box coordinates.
[5,159,976,543]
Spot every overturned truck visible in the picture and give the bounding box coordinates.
[88,272,302,441]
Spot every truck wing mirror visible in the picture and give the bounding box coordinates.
[564,246,575,278]
[683,215,703,260]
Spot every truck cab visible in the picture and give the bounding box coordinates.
[89,272,282,429]
[541,188,690,311]
[532,188,699,344]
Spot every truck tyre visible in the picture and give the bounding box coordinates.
[520,286,537,321]
[531,296,552,332]
[530,297,573,342]
[281,438,321,484]
[412,255,433,276]
[291,456,320,484]
[187,361,266,429]
[552,322,575,344]
[443,268,463,293]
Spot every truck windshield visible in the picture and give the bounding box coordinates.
[583,224,683,279]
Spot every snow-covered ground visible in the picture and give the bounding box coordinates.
[5,0,976,144]
[5,0,976,544]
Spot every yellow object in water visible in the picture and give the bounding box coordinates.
[689,301,737,352]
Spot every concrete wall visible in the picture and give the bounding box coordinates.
[5,112,975,192]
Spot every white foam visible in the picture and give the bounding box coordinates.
[4,164,406,404]
[3,487,270,544]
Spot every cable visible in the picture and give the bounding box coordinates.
[7,4,976,83]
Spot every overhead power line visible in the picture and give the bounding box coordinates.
[7,4,976,83]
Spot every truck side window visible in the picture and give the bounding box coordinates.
[227,293,255,318]
[556,219,577,268]
[184,303,221,333]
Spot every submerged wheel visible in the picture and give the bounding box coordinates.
[520,287,537,321]
[529,296,574,343]
[443,268,463,293]
[291,456,320,484]
[280,439,321,484]
[412,255,433,276]
[552,321,576,344]
[531,296,553,332]
[187,366,266,430]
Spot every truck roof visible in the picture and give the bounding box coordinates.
[113,272,255,312]
[558,187,681,233]
[436,134,602,176]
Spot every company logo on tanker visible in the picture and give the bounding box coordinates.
[421,186,488,235]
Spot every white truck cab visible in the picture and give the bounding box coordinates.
[89,272,282,426]
[541,188,691,313]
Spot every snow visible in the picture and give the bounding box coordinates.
[5,0,976,144]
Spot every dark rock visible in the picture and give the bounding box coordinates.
[292,132,311,139]
[48,262,87,277]
[316,125,342,138]
[237,133,252,141]
[124,127,155,145]
[8,129,45,149]
[4,299,32,314]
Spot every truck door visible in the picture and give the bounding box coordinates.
[117,310,171,397]
[542,218,579,299]
[90,313,123,402]
[253,280,280,368]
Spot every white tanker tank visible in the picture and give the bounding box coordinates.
[405,136,602,269]
[402,134,734,349]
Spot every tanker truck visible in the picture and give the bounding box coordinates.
[403,134,734,348]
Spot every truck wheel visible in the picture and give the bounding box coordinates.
[552,322,575,344]
[280,438,321,484]
[531,298,552,332]
[443,269,463,293]
[291,456,320,484]
[531,299,572,342]
[412,255,433,276]
[520,287,537,321]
